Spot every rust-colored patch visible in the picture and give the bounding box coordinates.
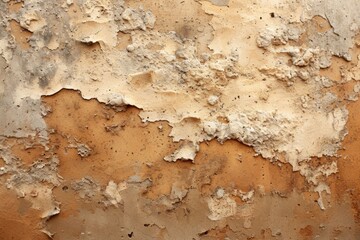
[1,0,360,239]
[311,15,332,33]
[335,98,360,221]
[42,89,180,185]
[299,225,313,239]
[0,185,48,240]
[9,20,32,50]
[8,0,23,13]
[116,32,132,50]
[10,139,46,166]
[42,89,308,200]
[1,86,357,239]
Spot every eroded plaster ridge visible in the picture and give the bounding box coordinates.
[1,0,360,239]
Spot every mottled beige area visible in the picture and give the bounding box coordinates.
[1,0,360,239]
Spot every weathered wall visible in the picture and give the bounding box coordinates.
[0,0,360,239]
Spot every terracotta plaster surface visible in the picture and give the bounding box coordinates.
[1,0,360,239]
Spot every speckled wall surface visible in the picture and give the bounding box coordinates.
[1,0,360,239]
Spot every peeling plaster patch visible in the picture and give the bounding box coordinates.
[302,0,360,60]
[19,11,47,32]
[103,180,127,207]
[314,182,331,210]
[76,144,91,158]
[299,161,338,185]
[207,194,237,221]
[1,0,356,194]
[119,7,156,32]
[0,0,356,185]
[71,177,100,199]
[70,21,118,47]
[1,0,360,238]
[3,0,349,183]
[164,141,199,162]
[235,189,255,203]
[170,183,188,202]
[0,39,13,63]
[0,145,61,220]
[257,25,302,48]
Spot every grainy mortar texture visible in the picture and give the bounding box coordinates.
[1,0,360,239]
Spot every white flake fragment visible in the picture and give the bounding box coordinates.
[207,194,236,221]
[77,144,92,158]
[170,184,188,201]
[103,180,127,207]
[238,189,255,202]
[164,141,199,162]
[19,11,47,32]
[314,183,331,210]
[207,95,219,106]
[215,188,225,199]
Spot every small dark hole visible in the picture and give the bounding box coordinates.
[62,186,68,191]
[270,12,275,18]
[128,232,133,238]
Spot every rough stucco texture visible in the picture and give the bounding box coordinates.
[1,0,360,239]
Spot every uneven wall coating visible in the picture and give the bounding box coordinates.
[0,0,360,239]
